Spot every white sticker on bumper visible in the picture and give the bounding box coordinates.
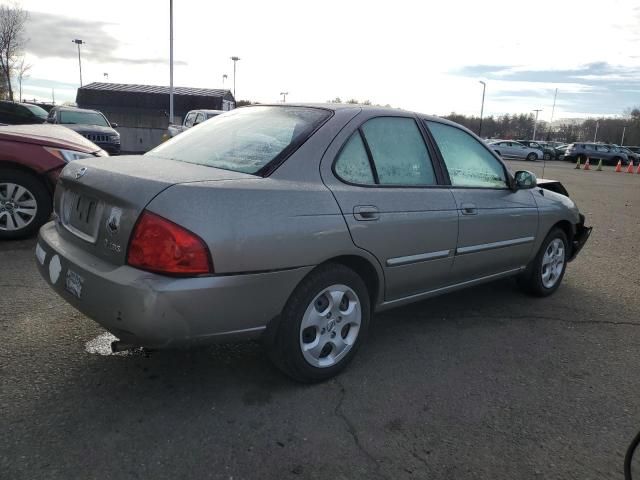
[49,255,61,284]
[35,243,46,266]
[65,269,84,299]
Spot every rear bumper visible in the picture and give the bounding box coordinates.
[36,222,312,348]
[569,217,592,261]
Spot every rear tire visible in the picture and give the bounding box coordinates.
[0,169,52,240]
[526,152,538,161]
[265,263,370,383]
[517,228,568,297]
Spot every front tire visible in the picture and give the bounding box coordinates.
[517,228,568,297]
[526,152,538,161]
[0,169,52,240]
[265,263,370,383]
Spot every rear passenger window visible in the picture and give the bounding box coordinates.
[334,132,375,184]
[426,121,507,189]
[361,117,436,185]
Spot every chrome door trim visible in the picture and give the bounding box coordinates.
[456,236,535,255]
[377,267,525,311]
[386,249,451,267]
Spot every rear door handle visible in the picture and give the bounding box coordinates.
[460,202,478,215]
[353,205,380,221]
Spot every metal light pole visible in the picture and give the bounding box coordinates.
[621,125,627,146]
[222,74,228,86]
[478,80,486,137]
[169,0,174,124]
[548,88,558,140]
[230,56,240,99]
[280,91,288,103]
[103,72,109,81]
[594,121,599,142]
[72,39,85,87]
[532,109,542,140]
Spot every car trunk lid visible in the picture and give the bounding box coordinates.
[54,155,257,265]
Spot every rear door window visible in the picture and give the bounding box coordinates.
[426,120,507,189]
[360,117,436,186]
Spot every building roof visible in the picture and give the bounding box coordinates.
[80,82,231,98]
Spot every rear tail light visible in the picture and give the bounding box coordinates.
[127,211,213,276]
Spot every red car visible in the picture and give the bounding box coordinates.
[0,124,107,239]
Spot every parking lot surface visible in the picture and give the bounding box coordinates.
[1,159,639,479]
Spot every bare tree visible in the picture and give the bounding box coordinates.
[16,56,30,101]
[0,3,28,101]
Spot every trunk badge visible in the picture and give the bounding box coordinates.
[106,207,122,235]
[75,167,88,179]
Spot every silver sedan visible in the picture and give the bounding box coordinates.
[489,140,544,161]
[36,105,591,382]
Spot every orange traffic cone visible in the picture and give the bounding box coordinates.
[615,160,622,172]
[584,158,590,170]
[627,161,634,173]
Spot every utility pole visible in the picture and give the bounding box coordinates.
[594,121,599,142]
[169,0,174,124]
[621,125,627,146]
[222,74,228,86]
[549,88,558,140]
[280,91,288,102]
[532,109,542,140]
[478,80,486,137]
[72,39,85,87]
[230,56,240,99]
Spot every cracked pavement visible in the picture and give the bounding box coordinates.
[1,160,640,479]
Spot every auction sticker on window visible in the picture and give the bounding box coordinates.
[65,269,84,299]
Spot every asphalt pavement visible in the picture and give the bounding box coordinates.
[1,159,639,479]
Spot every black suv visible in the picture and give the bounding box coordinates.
[0,101,48,125]
[47,106,120,155]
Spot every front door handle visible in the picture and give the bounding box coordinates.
[353,205,380,221]
[460,202,478,215]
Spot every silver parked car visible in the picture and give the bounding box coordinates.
[489,140,543,161]
[36,105,591,382]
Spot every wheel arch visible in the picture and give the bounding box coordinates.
[318,254,383,308]
[0,160,55,193]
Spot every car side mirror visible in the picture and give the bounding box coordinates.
[514,170,537,189]
[110,122,118,128]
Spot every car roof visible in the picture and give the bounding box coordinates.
[53,106,102,114]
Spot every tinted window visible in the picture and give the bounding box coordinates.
[427,121,507,188]
[22,104,48,118]
[149,106,331,174]
[59,110,109,127]
[334,132,375,184]
[361,117,436,185]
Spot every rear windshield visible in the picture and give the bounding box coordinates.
[148,106,331,174]
[59,110,110,127]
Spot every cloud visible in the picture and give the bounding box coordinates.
[24,11,186,66]
[456,62,640,86]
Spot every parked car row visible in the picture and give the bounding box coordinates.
[0,101,120,155]
[563,143,637,166]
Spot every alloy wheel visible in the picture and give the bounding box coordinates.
[0,182,38,232]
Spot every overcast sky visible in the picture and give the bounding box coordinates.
[4,0,640,120]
